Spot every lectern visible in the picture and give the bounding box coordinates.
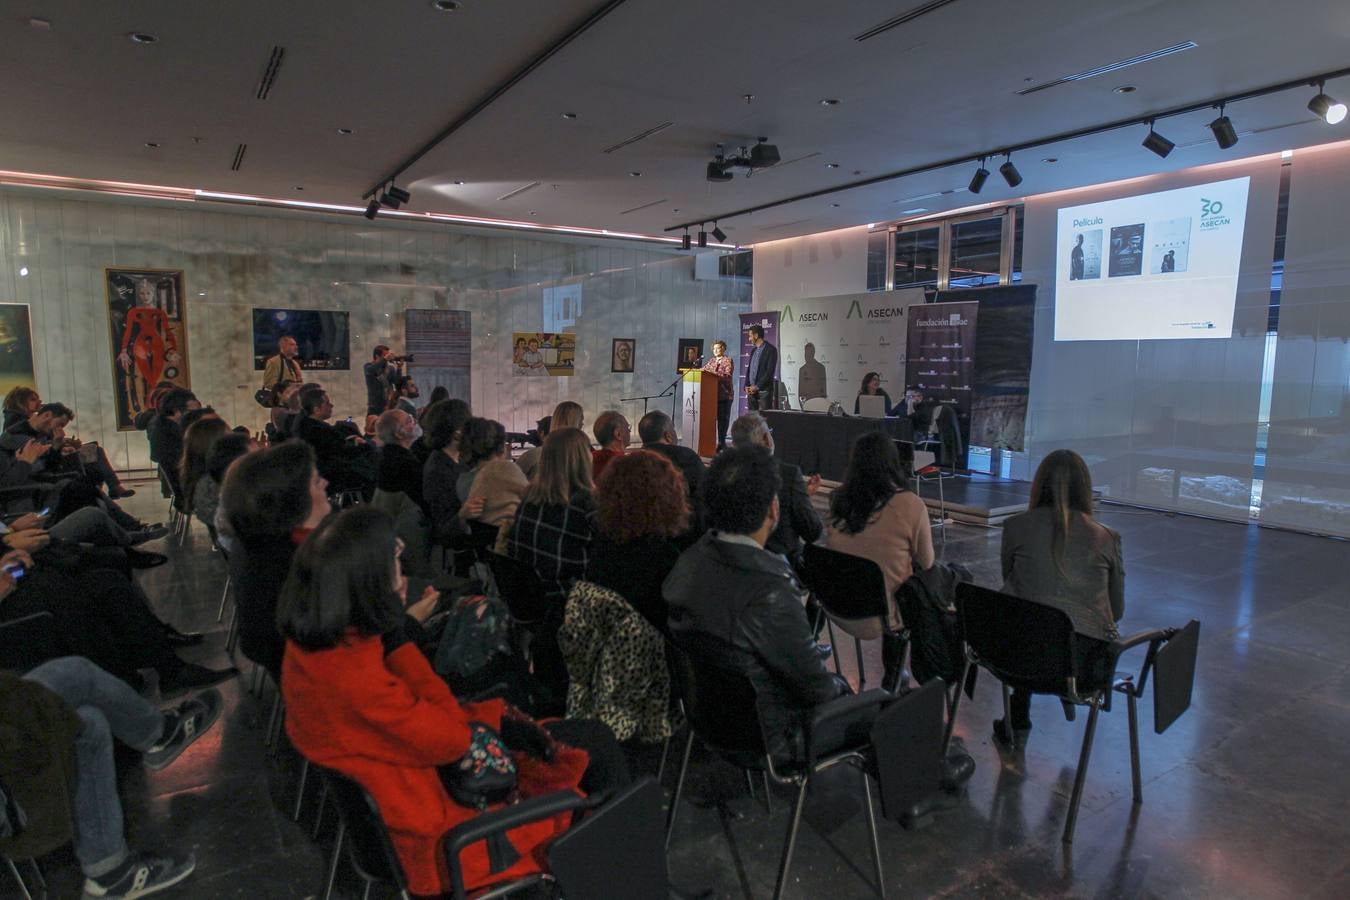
[681,370,721,458]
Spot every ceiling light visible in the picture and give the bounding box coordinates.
[749,139,780,168]
[1142,122,1174,157]
[968,158,990,194]
[144,142,159,149]
[337,127,354,135]
[1042,157,1058,163]
[364,199,380,220]
[901,208,927,215]
[431,0,461,9]
[706,160,733,182]
[386,185,410,204]
[19,267,29,277]
[562,112,577,120]
[1209,106,1238,149]
[999,154,1022,188]
[820,98,840,106]
[628,171,641,177]
[1308,82,1347,125]
[29,18,51,30]
[128,32,158,44]
[711,224,727,242]
[1113,85,1137,94]
[452,180,465,185]
[698,229,708,248]
[826,162,839,169]
[295,186,304,191]
[682,231,691,250]
[830,203,841,208]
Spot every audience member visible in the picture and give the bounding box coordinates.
[387,373,420,417]
[220,441,332,681]
[295,385,376,494]
[197,432,252,533]
[420,398,473,539]
[589,450,689,633]
[825,431,933,691]
[4,656,222,898]
[590,410,628,480]
[375,409,425,510]
[267,382,303,443]
[179,416,229,520]
[278,506,625,898]
[148,388,199,477]
[518,401,583,479]
[508,427,598,604]
[422,384,449,415]
[663,446,846,764]
[1,401,134,499]
[996,449,1124,746]
[456,417,526,529]
[730,412,822,566]
[853,371,894,416]
[636,410,704,533]
[2,385,39,431]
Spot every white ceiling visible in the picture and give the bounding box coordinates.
[2,0,1348,245]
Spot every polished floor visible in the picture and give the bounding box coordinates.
[7,486,1350,899]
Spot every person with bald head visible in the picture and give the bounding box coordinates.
[590,410,629,480]
[375,409,424,511]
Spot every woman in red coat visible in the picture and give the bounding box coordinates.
[278,507,591,896]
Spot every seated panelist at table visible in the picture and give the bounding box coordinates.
[853,371,893,417]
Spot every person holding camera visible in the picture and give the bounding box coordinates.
[363,345,411,434]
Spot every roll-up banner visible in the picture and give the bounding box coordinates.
[906,300,978,463]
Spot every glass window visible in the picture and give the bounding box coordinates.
[866,229,889,291]
[948,216,1004,288]
[893,227,940,288]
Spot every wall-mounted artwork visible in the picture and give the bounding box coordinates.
[511,332,576,376]
[611,338,635,373]
[105,268,190,431]
[677,337,704,372]
[0,304,36,399]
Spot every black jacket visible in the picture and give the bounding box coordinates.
[588,534,682,635]
[641,442,705,532]
[377,444,425,511]
[229,538,297,681]
[765,461,822,563]
[663,534,844,761]
[745,341,779,395]
[422,450,467,537]
[296,416,374,489]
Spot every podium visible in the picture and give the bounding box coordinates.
[681,370,721,458]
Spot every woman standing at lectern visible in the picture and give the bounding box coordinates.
[701,339,734,450]
[853,371,894,416]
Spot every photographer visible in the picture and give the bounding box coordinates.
[363,345,412,434]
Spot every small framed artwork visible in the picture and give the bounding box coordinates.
[611,338,635,373]
[677,337,704,372]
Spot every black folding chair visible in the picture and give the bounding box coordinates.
[319,769,412,900]
[485,552,550,627]
[952,583,1200,843]
[666,646,891,899]
[800,543,893,690]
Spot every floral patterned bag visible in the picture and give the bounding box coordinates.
[442,722,517,811]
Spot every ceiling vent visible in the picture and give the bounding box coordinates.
[255,45,286,100]
[619,198,668,215]
[230,143,247,171]
[854,0,963,42]
[497,181,541,202]
[1017,41,1198,95]
[602,121,673,154]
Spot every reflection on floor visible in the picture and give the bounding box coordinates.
[8,487,1350,898]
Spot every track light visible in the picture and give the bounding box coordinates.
[385,185,411,205]
[681,231,691,250]
[749,138,780,168]
[363,198,380,220]
[1142,122,1175,158]
[706,160,733,182]
[1209,105,1238,149]
[697,228,708,248]
[999,154,1022,188]
[1308,81,1347,125]
[968,158,989,194]
[711,223,727,243]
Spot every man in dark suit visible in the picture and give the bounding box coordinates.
[295,385,375,495]
[637,410,705,534]
[744,324,778,411]
[730,412,821,566]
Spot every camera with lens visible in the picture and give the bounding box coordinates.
[388,353,415,364]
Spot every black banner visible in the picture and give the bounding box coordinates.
[906,301,977,467]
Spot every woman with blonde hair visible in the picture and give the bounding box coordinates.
[997,448,1124,746]
[517,401,585,478]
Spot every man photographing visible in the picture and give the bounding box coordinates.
[363,345,414,434]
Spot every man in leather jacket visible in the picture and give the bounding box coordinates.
[663,445,846,763]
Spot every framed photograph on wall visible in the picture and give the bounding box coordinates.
[0,303,36,399]
[105,268,190,431]
[611,338,635,373]
[677,337,704,372]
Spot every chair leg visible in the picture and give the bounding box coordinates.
[4,857,33,900]
[744,770,756,800]
[855,637,866,691]
[861,771,885,898]
[216,574,231,623]
[665,730,696,850]
[772,777,810,900]
[826,621,842,675]
[762,771,773,816]
[362,881,372,900]
[293,758,311,821]
[265,693,284,749]
[942,659,972,756]
[312,781,330,839]
[1127,691,1143,805]
[1062,701,1102,844]
[322,818,345,900]
[656,733,672,786]
[1000,682,1012,728]
[27,859,44,891]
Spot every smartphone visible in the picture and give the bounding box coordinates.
[38,506,50,518]
[3,563,25,582]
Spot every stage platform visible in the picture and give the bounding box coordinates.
[913,473,1032,526]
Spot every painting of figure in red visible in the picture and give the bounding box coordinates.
[105,268,191,430]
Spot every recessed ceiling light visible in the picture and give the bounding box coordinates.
[431,0,461,10]
[1113,85,1136,94]
[820,98,840,106]
[128,32,157,44]
[826,162,840,169]
[18,267,29,277]
[452,180,465,185]
[628,171,642,177]
[901,208,928,215]
[852,170,862,175]
[295,186,304,191]
[561,112,577,120]
[144,142,159,148]
[830,202,841,208]
[529,211,537,216]
[337,127,354,135]
[1042,157,1058,163]
[672,208,679,213]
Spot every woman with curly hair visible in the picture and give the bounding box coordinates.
[588,450,689,633]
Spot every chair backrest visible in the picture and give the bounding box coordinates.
[802,397,832,413]
[0,611,61,674]
[956,582,1077,687]
[321,769,409,892]
[800,543,890,622]
[486,552,550,625]
[667,643,770,759]
[548,777,668,898]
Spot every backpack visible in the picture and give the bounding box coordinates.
[897,562,973,688]
[431,592,512,680]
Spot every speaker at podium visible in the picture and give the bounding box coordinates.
[681,370,721,458]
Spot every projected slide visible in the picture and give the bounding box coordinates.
[1054,176,1250,341]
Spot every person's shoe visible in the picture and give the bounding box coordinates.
[898,790,961,830]
[126,548,169,569]
[940,751,976,793]
[128,524,169,546]
[109,486,137,499]
[81,851,195,898]
[159,663,237,695]
[161,628,204,647]
[882,664,913,694]
[143,689,223,771]
[992,717,1031,749]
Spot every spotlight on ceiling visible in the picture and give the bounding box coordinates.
[711,223,727,243]
[698,229,709,248]
[968,158,990,194]
[379,192,401,209]
[363,199,380,220]
[999,154,1023,188]
[706,160,733,182]
[1142,122,1175,158]
[749,138,780,168]
[1209,106,1239,150]
[385,185,411,205]
[681,231,691,251]
[1308,81,1347,125]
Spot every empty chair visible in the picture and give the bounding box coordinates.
[801,397,832,413]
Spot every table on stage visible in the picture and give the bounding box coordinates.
[763,410,914,481]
